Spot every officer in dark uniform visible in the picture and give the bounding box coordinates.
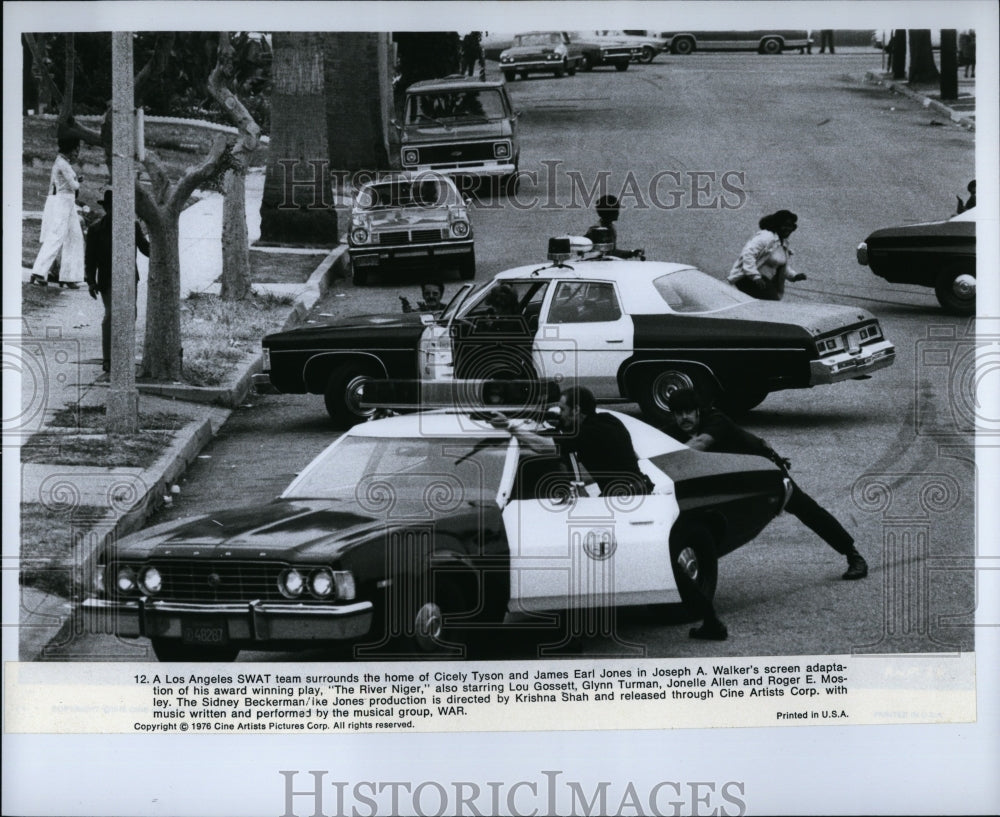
[666,388,868,581]
[584,195,643,259]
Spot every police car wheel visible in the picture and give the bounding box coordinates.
[669,523,719,610]
[150,638,240,663]
[638,368,697,424]
[408,578,470,656]
[324,362,382,427]
[935,268,976,315]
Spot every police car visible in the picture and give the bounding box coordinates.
[82,382,790,661]
[257,236,895,427]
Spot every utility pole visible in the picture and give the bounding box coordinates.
[107,31,139,434]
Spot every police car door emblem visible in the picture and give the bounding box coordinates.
[583,529,616,560]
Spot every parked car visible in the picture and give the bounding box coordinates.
[583,30,667,63]
[394,76,520,189]
[347,173,475,286]
[857,209,976,315]
[569,32,639,71]
[499,31,634,80]
[256,239,896,426]
[662,30,812,55]
[82,387,791,660]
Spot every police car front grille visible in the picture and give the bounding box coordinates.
[377,228,446,246]
[128,560,285,602]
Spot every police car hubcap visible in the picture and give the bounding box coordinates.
[345,375,377,416]
[414,602,443,646]
[652,371,694,411]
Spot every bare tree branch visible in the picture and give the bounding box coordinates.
[170,133,228,211]
[139,150,173,206]
[23,34,63,106]
[206,32,261,158]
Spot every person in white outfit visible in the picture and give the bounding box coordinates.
[727,209,806,301]
[30,136,86,288]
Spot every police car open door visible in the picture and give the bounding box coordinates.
[502,451,680,612]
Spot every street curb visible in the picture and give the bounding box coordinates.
[27,244,350,659]
[24,416,216,661]
[864,71,975,131]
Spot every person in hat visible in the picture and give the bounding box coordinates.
[30,136,86,288]
[584,195,642,259]
[84,189,150,373]
[727,209,806,300]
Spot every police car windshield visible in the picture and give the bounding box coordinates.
[284,435,509,501]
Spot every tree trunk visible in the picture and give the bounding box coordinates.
[259,32,338,246]
[141,216,184,381]
[207,31,260,301]
[220,167,252,300]
[890,30,907,80]
[908,30,939,83]
[939,30,958,100]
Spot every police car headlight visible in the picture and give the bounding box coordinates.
[351,227,370,245]
[116,566,138,595]
[139,566,163,595]
[451,220,470,238]
[402,148,419,165]
[310,568,335,599]
[278,568,306,598]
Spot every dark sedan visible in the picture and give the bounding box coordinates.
[857,210,976,315]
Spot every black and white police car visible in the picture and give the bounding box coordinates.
[83,382,791,661]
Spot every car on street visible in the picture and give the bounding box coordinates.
[395,76,520,188]
[255,239,896,426]
[82,385,791,660]
[499,31,635,80]
[856,209,976,315]
[662,30,812,55]
[347,173,475,285]
[580,30,667,63]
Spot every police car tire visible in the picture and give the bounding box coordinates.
[669,523,719,610]
[637,368,699,425]
[407,576,472,656]
[934,268,976,315]
[150,638,240,662]
[324,362,382,427]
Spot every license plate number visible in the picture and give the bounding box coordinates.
[181,620,228,645]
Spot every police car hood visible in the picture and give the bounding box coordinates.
[264,313,430,347]
[110,499,481,561]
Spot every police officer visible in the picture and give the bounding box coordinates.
[666,388,868,581]
[584,195,642,260]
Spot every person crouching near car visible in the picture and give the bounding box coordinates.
[401,281,445,314]
[666,388,869,584]
[727,209,806,300]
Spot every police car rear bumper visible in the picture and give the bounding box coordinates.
[809,340,895,384]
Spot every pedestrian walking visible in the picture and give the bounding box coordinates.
[959,30,975,78]
[666,388,869,582]
[819,30,835,54]
[30,136,86,288]
[84,190,149,373]
[461,31,486,80]
[727,209,806,300]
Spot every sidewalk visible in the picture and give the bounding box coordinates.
[17,168,349,660]
[864,70,976,130]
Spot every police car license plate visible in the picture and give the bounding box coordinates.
[181,619,228,645]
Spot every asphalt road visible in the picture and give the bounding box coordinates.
[59,51,976,661]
